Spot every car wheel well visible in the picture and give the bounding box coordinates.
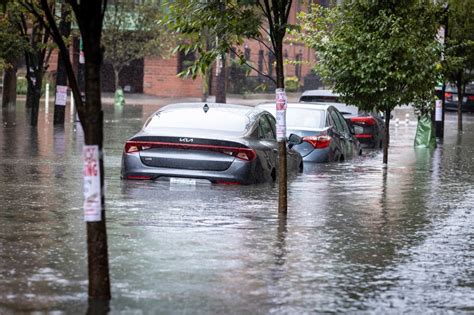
[271,168,276,181]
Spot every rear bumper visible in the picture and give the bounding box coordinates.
[301,147,331,163]
[121,152,255,184]
[445,101,474,112]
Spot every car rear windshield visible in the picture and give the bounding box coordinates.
[300,95,339,103]
[144,108,250,134]
[287,108,325,129]
[263,107,325,129]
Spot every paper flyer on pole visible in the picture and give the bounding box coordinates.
[83,145,102,222]
[276,88,287,141]
[55,85,68,106]
[435,100,442,122]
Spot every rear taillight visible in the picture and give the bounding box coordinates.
[127,175,152,180]
[445,92,452,100]
[350,116,376,126]
[215,180,241,185]
[124,141,256,161]
[356,134,373,139]
[303,135,332,148]
[468,95,474,101]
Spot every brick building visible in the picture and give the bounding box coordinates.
[47,1,322,98]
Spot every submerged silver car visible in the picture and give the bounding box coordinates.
[121,103,303,184]
[258,103,361,163]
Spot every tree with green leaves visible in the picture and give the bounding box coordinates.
[298,0,440,164]
[20,0,111,303]
[5,2,54,125]
[442,0,474,132]
[163,0,261,102]
[103,0,172,105]
[0,8,27,109]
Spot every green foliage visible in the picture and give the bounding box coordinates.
[16,77,28,95]
[298,1,441,114]
[227,59,252,93]
[0,5,30,67]
[442,0,474,89]
[284,76,299,92]
[161,0,261,79]
[16,76,53,96]
[103,0,174,87]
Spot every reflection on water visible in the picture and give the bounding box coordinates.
[0,103,473,313]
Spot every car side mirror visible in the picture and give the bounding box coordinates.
[287,133,303,149]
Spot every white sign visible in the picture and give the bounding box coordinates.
[435,99,442,122]
[276,110,286,141]
[55,85,68,106]
[275,88,287,141]
[83,145,102,222]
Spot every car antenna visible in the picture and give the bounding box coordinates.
[203,104,209,113]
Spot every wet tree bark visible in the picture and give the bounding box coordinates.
[53,2,71,125]
[34,0,112,301]
[383,108,391,165]
[215,53,226,103]
[1,57,18,109]
[275,39,287,215]
[81,13,111,302]
[456,82,463,132]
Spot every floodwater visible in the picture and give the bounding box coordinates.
[0,102,473,314]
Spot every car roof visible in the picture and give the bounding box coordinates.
[300,89,339,97]
[143,103,265,137]
[258,102,333,111]
[157,102,262,114]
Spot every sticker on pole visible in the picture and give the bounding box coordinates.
[83,145,102,222]
[55,85,68,106]
[435,99,442,122]
[275,88,287,141]
[276,88,287,110]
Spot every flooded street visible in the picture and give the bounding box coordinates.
[0,102,473,313]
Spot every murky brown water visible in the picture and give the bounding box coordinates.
[0,103,473,313]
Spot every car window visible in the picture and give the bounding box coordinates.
[259,115,275,140]
[329,110,344,133]
[145,107,249,134]
[335,110,350,135]
[261,106,325,129]
[265,114,277,139]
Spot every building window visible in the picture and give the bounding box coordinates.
[295,53,302,79]
[177,50,196,74]
[258,50,264,74]
[268,51,275,77]
[244,45,251,61]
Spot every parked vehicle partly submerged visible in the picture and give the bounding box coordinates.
[121,103,303,184]
[435,84,474,113]
[258,103,361,163]
[299,89,385,148]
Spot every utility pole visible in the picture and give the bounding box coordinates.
[436,4,449,139]
[53,1,71,125]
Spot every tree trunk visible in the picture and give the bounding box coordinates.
[30,72,43,126]
[383,108,391,165]
[456,82,463,132]
[1,58,18,109]
[81,24,111,302]
[201,68,211,102]
[53,1,71,125]
[113,67,120,91]
[275,38,287,215]
[215,53,226,103]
